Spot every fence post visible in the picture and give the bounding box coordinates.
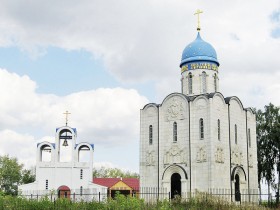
[169,192,171,201]
[99,192,100,203]
[239,192,241,205]
[248,189,251,203]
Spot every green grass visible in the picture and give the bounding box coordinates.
[0,194,273,210]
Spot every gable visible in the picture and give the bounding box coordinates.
[161,93,188,122]
[111,180,132,190]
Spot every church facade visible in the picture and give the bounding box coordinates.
[19,123,107,200]
[140,29,258,202]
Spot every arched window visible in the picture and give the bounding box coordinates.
[80,169,83,179]
[202,71,206,93]
[173,122,177,142]
[235,124,237,144]
[214,73,218,92]
[149,125,153,145]
[199,118,204,139]
[80,186,83,196]
[188,73,193,94]
[218,119,220,141]
[248,128,251,147]
[46,180,49,190]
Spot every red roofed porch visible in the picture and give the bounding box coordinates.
[93,178,139,198]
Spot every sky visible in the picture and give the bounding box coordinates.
[0,0,280,174]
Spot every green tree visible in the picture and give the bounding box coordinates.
[93,167,139,178]
[0,155,23,195]
[21,168,35,184]
[256,103,280,202]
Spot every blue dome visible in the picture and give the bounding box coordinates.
[180,32,219,67]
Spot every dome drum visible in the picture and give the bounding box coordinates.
[181,61,219,74]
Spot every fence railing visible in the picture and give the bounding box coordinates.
[19,189,275,206]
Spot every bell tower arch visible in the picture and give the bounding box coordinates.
[55,127,76,162]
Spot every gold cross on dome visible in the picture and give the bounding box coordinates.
[63,111,71,126]
[194,9,203,31]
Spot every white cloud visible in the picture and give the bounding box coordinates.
[63,88,148,146]
[0,130,36,165]
[221,71,280,109]
[0,0,278,109]
[0,69,148,168]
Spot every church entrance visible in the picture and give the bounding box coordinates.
[58,185,71,199]
[234,174,241,201]
[171,173,181,199]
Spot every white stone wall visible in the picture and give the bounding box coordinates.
[159,94,189,194]
[191,96,209,192]
[140,104,159,188]
[246,109,258,193]
[228,98,248,192]
[140,92,258,201]
[209,94,230,190]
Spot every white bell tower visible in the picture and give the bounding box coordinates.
[19,111,107,199]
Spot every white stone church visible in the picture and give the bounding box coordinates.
[140,25,258,202]
[19,121,107,200]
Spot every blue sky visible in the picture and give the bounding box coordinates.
[0,47,109,94]
[0,47,156,98]
[0,0,279,174]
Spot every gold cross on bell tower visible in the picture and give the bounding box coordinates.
[63,111,71,126]
[194,9,203,31]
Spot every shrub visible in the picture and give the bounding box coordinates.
[0,194,272,210]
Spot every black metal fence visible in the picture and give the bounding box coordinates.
[20,191,275,206]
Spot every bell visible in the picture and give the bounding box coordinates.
[62,139,68,147]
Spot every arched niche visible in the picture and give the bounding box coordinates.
[38,142,54,162]
[231,166,246,182]
[76,143,93,163]
[161,164,188,197]
[162,164,188,181]
[225,96,244,112]
[193,95,208,109]
[161,93,189,106]
[231,166,246,202]
[211,92,226,106]
[142,104,158,118]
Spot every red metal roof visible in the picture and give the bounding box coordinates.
[93,178,139,190]
[122,178,139,191]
